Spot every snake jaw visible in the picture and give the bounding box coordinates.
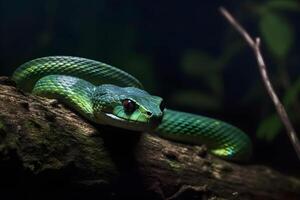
[95,112,156,131]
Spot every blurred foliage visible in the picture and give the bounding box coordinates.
[173,0,300,142]
[263,0,300,11]
[258,77,300,141]
[257,113,282,141]
[259,12,294,59]
[1,0,300,148]
[170,89,221,111]
[178,50,223,110]
[253,0,300,141]
[258,0,300,59]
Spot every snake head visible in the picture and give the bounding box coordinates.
[92,84,164,131]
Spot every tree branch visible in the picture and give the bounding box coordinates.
[219,7,300,161]
[1,77,300,199]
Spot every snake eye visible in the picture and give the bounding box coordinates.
[160,100,166,111]
[122,99,137,113]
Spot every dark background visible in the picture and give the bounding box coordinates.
[1,0,300,174]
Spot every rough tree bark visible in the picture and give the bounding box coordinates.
[0,76,300,200]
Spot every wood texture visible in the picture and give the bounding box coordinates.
[0,76,299,200]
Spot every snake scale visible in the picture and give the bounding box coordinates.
[12,56,252,161]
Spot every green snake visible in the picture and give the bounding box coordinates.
[12,56,252,161]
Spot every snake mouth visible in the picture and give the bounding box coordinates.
[100,113,158,132]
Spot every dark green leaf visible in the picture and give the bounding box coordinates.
[264,0,300,12]
[259,12,294,59]
[257,114,282,141]
[283,78,300,108]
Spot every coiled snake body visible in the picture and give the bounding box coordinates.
[12,56,252,161]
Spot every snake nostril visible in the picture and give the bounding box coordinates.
[147,111,152,116]
[150,115,162,128]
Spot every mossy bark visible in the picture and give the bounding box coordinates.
[0,76,300,200]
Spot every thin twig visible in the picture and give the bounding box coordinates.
[219,7,300,160]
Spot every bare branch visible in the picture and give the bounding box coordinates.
[219,7,300,160]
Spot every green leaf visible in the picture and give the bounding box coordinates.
[264,0,300,12]
[283,78,300,108]
[257,78,300,142]
[259,12,294,59]
[257,114,282,141]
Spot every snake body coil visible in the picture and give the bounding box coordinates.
[12,56,252,161]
